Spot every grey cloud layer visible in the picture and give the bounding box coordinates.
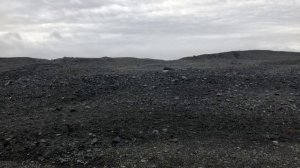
[0,0,299,59]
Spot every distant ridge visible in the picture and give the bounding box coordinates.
[1,50,299,61]
[1,50,300,73]
[181,50,300,60]
[0,57,48,73]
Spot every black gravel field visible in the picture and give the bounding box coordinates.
[0,50,299,168]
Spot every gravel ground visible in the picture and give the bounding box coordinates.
[0,51,299,167]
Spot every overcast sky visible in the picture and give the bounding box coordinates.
[0,0,299,59]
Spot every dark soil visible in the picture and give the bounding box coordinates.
[0,50,299,167]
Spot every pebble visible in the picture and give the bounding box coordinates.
[152,130,160,135]
[216,93,223,97]
[70,109,77,113]
[4,80,12,86]
[55,107,62,111]
[141,159,147,163]
[40,139,47,143]
[38,157,45,161]
[181,76,188,80]
[170,138,178,143]
[58,157,68,164]
[76,159,84,164]
[272,140,279,145]
[5,137,12,141]
[112,136,121,144]
[163,67,174,71]
[91,138,98,145]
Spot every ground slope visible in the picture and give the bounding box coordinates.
[0,50,299,167]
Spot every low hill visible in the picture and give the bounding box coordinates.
[1,50,300,75]
[0,50,299,167]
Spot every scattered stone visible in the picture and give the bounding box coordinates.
[171,79,178,83]
[112,136,121,144]
[58,158,68,164]
[162,67,174,72]
[141,159,147,163]
[170,138,178,143]
[163,67,174,71]
[272,140,279,145]
[152,130,160,135]
[38,157,45,161]
[76,159,84,164]
[4,80,12,86]
[1,54,300,166]
[70,109,76,113]
[5,137,12,141]
[40,139,47,143]
[216,93,223,97]
[91,138,98,145]
[181,76,188,80]
[151,164,157,168]
[55,107,62,111]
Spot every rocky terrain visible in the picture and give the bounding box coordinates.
[0,50,299,167]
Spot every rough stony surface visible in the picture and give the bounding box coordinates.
[0,50,300,167]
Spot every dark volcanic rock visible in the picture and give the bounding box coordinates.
[0,50,300,167]
[112,136,121,144]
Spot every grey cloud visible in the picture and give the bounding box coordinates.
[50,32,63,40]
[0,0,299,59]
[3,32,22,41]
